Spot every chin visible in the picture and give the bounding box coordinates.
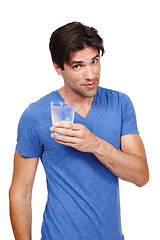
[83,88,98,98]
[70,83,99,98]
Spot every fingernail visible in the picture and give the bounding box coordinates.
[50,126,54,131]
[51,133,54,138]
[55,122,58,127]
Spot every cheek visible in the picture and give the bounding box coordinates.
[70,73,83,84]
[63,72,76,83]
[97,63,101,72]
[94,66,101,77]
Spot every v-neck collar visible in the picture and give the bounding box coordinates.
[55,89,98,121]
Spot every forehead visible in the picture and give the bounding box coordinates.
[68,46,98,64]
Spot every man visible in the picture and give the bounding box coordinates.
[9,22,149,240]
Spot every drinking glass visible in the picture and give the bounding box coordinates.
[51,101,75,127]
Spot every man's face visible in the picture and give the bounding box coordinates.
[60,46,101,98]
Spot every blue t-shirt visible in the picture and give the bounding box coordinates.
[16,87,139,240]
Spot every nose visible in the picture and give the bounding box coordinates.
[84,66,94,80]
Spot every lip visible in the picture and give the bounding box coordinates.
[83,82,96,89]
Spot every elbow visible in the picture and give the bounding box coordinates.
[136,171,149,188]
[9,184,18,201]
[9,185,18,205]
[9,184,32,203]
[9,185,15,202]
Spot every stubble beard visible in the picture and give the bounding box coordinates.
[73,78,99,98]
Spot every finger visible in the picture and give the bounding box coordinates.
[55,121,81,130]
[50,126,77,136]
[50,126,54,132]
[53,133,78,144]
[53,127,78,137]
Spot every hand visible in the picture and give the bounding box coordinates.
[50,121,100,153]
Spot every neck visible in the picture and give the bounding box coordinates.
[58,86,94,118]
[58,85,94,104]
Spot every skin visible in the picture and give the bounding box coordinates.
[51,46,149,186]
[53,47,101,117]
[9,46,149,239]
[9,152,39,240]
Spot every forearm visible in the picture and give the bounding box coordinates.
[93,137,149,187]
[51,122,149,186]
[9,189,32,240]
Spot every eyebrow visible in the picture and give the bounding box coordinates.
[70,54,100,66]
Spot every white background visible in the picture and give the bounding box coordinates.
[1,0,160,239]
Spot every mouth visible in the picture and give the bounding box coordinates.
[83,82,96,89]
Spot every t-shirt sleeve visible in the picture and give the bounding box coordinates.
[120,94,139,137]
[16,105,42,158]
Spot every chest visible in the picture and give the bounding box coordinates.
[76,104,121,150]
[38,99,122,162]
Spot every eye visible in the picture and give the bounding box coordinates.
[73,65,80,70]
[92,59,98,64]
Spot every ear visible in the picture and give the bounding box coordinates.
[53,62,63,75]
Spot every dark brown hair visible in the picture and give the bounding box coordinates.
[49,22,105,70]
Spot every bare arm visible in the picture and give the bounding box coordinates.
[9,151,39,240]
[51,122,149,187]
[93,133,149,187]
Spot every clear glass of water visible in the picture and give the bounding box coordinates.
[51,101,76,127]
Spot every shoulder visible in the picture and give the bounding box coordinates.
[30,90,57,110]
[24,90,57,113]
[97,86,130,103]
[19,90,58,122]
